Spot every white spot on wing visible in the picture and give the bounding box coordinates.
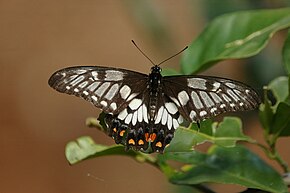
[125,113,133,124]
[110,102,117,111]
[87,82,100,92]
[199,91,214,107]
[78,81,88,88]
[75,69,87,74]
[210,107,217,113]
[167,115,172,130]
[210,92,222,103]
[187,78,207,90]
[161,109,168,125]
[191,91,203,109]
[129,98,142,110]
[100,101,107,107]
[220,104,226,108]
[132,111,138,126]
[190,111,196,120]
[137,106,143,122]
[200,110,207,117]
[120,85,131,99]
[225,82,236,88]
[155,106,164,124]
[227,90,240,102]
[64,75,77,84]
[178,115,183,124]
[212,82,221,91]
[95,82,110,97]
[178,91,190,106]
[222,94,232,102]
[70,75,85,86]
[91,95,98,101]
[142,104,148,123]
[165,102,178,114]
[91,71,98,80]
[104,84,119,100]
[105,70,124,81]
[118,109,127,120]
[83,91,89,95]
[173,119,179,129]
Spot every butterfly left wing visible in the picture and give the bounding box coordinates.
[162,75,261,123]
[48,66,148,114]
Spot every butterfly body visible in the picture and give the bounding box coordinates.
[49,65,260,153]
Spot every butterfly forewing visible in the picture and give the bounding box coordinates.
[49,65,261,153]
[163,75,261,122]
[48,66,148,114]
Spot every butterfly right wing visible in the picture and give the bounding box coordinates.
[163,75,261,123]
[48,66,148,114]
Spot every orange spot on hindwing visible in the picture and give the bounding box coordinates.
[155,141,162,148]
[119,130,125,137]
[128,139,135,145]
[138,139,144,145]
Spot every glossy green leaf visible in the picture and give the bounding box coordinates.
[271,102,290,136]
[283,30,290,74]
[165,117,251,152]
[212,117,251,147]
[259,76,290,136]
[181,8,290,74]
[163,146,287,193]
[259,89,274,133]
[65,136,155,164]
[268,76,289,106]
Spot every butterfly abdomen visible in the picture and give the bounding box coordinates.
[148,66,163,121]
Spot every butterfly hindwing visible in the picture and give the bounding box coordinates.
[48,66,148,114]
[49,65,261,153]
[105,89,183,152]
[163,75,261,122]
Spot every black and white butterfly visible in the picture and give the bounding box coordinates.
[48,64,260,153]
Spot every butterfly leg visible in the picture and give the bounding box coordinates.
[196,121,201,129]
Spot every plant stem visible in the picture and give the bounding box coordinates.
[253,139,289,173]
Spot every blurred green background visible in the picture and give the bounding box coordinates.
[1,1,289,192]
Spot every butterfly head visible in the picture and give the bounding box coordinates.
[151,65,162,74]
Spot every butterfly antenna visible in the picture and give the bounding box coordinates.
[157,46,188,66]
[131,40,156,66]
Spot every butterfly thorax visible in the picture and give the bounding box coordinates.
[148,65,162,121]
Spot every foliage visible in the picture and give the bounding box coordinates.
[65,8,290,193]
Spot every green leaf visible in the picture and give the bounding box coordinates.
[163,146,287,193]
[165,117,251,152]
[259,76,290,136]
[271,102,290,136]
[161,68,181,76]
[283,30,290,74]
[259,89,274,134]
[65,136,155,164]
[212,117,251,147]
[268,76,289,106]
[181,8,290,74]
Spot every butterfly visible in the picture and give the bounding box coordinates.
[48,63,261,153]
